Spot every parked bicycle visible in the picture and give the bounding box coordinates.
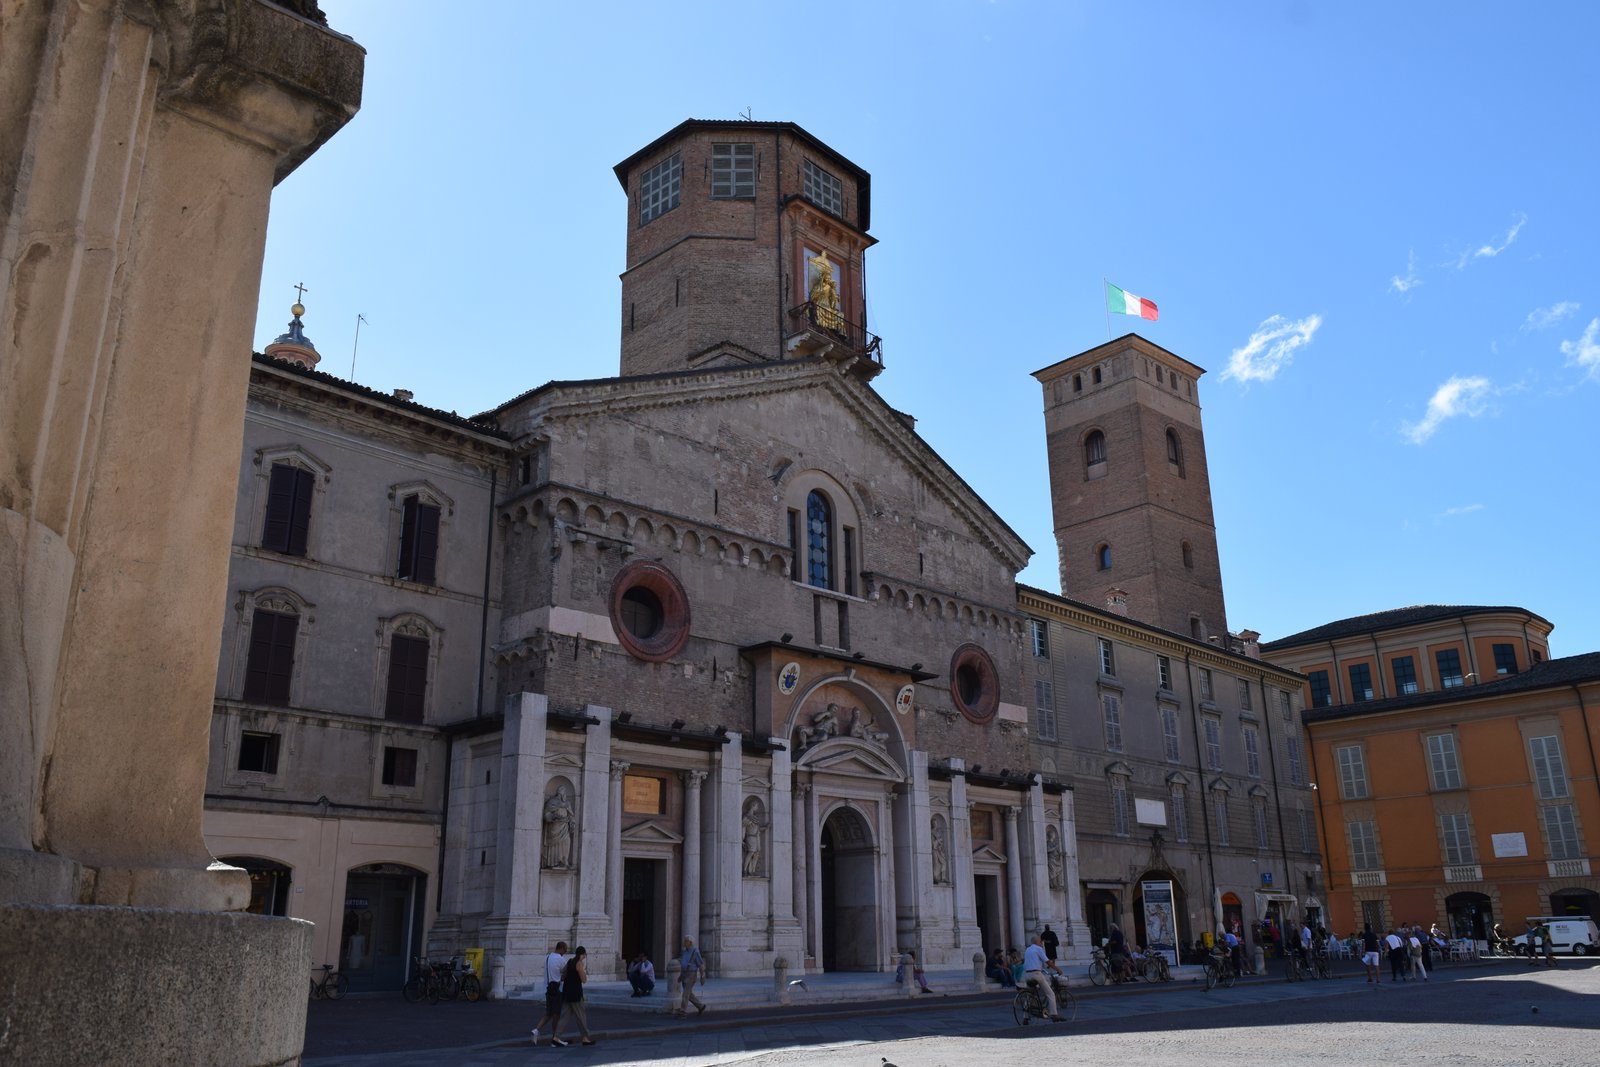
[1011,972,1077,1026]
[1285,949,1311,982]
[1134,949,1172,982]
[402,956,443,1003]
[1312,946,1332,980]
[1202,948,1236,991]
[309,963,348,1001]
[1088,946,1136,986]
[402,955,482,1003]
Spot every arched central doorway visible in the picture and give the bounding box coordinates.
[1446,890,1493,942]
[819,806,877,971]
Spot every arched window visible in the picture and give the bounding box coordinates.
[1084,430,1106,468]
[1073,374,1083,393]
[1092,366,1103,384]
[806,490,833,589]
[1166,428,1184,475]
[1182,541,1194,569]
[1097,544,1112,571]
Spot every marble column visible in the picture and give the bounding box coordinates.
[1022,782,1052,937]
[948,759,981,951]
[792,780,811,962]
[880,785,899,961]
[1003,806,1026,953]
[605,758,630,958]
[707,732,746,963]
[681,770,706,946]
[573,705,614,964]
[1059,789,1092,959]
[769,741,804,964]
[805,783,822,964]
[896,750,932,956]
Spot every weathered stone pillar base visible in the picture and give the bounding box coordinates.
[478,915,547,996]
[0,905,311,1067]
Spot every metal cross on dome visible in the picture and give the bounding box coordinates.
[293,281,309,302]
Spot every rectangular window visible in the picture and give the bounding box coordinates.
[261,463,314,556]
[1348,819,1379,870]
[1278,690,1291,716]
[1440,812,1476,865]
[1204,717,1222,770]
[1392,655,1418,695]
[1157,655,1172,691]
[1214,793,1231,847]
[1425,733,1463,790]
[1171,791,1190,843]
[1238,679,1252,711]
[1243,725,1260,777]
[242,608,298,706]
[1530,735,1570,799]
[710,142,755,198]
[1253,802,1269,849]
[1336,745,1369,799]
[385,633,429,723]
[1435,648,1465,688]
[1543,803,1581,859]
[1198,668,1213,700]
[397,496,440,584]
[1098,638,1116,676]
[803,158,843,216]
[1110,779,1130,836]
[382,745,417,788]
[1297,807,1314,852]
[1348,663,1374,702]
[1285,734,1305,785]
[238,731,280,774]
[1160,707,1181,763]
[1102,694,1123,752]
[1308,670,1332,707]
[1031,619,1049,658]
[1035,680,1057,743]
[639,152,682,223]
[1493,643,1518,675]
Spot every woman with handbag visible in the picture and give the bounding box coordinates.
[551,946,597,1047]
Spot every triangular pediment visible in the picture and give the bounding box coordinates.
[620,820,684,845]
[544,753,584,772]
[796,738,904,781]
[973,843,1008,864]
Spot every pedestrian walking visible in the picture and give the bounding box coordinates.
[676,936,707,1016]
[1408,930,1428,980]
[1385,928,1408,982]
[1360,925,1382,984]
[530,940,568,1046]
[1042,924,1059,962]
[551,946,596,1047]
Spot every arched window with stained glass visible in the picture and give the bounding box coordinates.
[806,490,833,589]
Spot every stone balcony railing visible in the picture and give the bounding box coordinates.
[1351,869,1387,887]
[1444,864,1483,883]
[1548,858,1592,877]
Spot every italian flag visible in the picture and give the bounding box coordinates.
[1106,282,1159,320]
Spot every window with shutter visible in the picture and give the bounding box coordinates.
[397,496,440,584]
[385,633,430,723]
[243,609,298,706]
[261,463,314,556]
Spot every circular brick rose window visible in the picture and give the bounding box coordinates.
[949,643,999,723]
[609,560,691,662]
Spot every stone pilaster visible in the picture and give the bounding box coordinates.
[681,770,706,946]
[1059,789,1091,959]
[477,693,551,987]
[605,758,629,974]
[705,733,747,964]
[1004,806,1026,951]
[948,759,982,952]
[573,705,614,959]
[792,780,811,964]
[768,741,805,964]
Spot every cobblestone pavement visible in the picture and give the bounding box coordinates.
[304,958,1598,1067]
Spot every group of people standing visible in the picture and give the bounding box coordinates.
[1358,923,1439,984]
[529,936,707,1045]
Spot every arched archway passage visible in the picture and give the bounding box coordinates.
[820,806,877,971]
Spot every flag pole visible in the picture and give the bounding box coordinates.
[1102,278,1112,340]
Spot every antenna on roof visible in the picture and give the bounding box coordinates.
[739,106,753,121]
[350,312,368,379]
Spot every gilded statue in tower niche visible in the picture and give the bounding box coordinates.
[807,250,843,331]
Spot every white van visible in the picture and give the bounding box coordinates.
[1510,916,1600,956]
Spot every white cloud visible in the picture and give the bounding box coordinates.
[1221,314,1323,383]
[1525,302,1579,330]
[1451,212,1527,269]
[1401,376,1494,444]
[1561,317,1600,381]
[1439,504,1485,518]
[1389,250,1422,295]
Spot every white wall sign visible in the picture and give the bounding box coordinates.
[1491,832,1527,858]
[1134,798,1167,826]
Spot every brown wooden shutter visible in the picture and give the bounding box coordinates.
[243,609,297,705]
[385,633,429,722]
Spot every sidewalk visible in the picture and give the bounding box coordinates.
[309,953,1457,1060]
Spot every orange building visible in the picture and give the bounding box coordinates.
[1263,607,1600,942]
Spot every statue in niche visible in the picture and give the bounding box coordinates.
[807,250,843,331]
[742,808,765,876]
[931,818,950,884]
[542,786,575,869]
[1046,826,1065,890]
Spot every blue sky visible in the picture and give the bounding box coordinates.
[256,1,1600,657]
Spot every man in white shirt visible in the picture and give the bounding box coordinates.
[1384,928,1407,982]
[532,940,569,1046]
[1022,933,1064,1021]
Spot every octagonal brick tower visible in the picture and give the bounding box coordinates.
[613,119,882,381]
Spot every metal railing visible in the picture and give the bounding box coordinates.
[787,302,883,365]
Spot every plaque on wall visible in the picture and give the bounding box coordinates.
[623,774,664,814]
[894,684,915,715]
[778,661,801,695]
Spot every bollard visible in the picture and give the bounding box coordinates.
[665,958,682,1013]
[490,956,507,1001]
[972,951,987,992]
[1252,944,1266,975]
[774,956,789,1005]
[901,952,917,998]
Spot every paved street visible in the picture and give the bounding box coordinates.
[303,957,1599,1066]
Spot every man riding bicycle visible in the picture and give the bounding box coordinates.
[1021,933,1065,1021]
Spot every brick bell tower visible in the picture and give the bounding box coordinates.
[1033,334,1229,641]
[612,119,882,381]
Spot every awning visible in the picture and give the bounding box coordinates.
[1255,892,1298,910]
